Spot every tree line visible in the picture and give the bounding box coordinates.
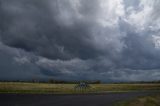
[1,79,160,84]
[0,79,101,84]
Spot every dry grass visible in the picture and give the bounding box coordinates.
[0,82,160,94]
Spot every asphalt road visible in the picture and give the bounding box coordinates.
[0,91,158,106]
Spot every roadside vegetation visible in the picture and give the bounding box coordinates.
[115,94,160,106]
[0,82,160,94]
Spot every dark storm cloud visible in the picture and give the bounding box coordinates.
[0,0,160,82]
[0,0,100,60]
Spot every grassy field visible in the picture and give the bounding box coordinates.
[115,94,160,106]
[0,82,160,94]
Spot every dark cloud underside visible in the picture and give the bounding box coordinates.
[0,0,160,82]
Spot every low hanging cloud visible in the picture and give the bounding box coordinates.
[0,0,160,82]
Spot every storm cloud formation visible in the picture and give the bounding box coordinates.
[0,0,160,82]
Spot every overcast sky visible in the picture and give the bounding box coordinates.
[0,0,160,82]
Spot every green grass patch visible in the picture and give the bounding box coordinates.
[115,94,160,106]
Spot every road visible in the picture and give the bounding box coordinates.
[0,91,158,106]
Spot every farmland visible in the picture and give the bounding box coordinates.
[0,82,160,94]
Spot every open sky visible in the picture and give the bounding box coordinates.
[0,0,160,82]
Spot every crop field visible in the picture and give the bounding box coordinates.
[0,82,160,94]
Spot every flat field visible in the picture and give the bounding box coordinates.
[0,82,160,94]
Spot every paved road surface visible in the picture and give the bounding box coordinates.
[0,91,158,106]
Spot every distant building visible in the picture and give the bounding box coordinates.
[74,82,91,90]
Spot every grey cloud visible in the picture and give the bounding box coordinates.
[0,0,102,60]
[0,43,43,80]
[0,0,160,82]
